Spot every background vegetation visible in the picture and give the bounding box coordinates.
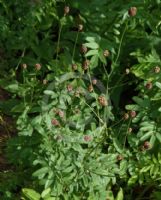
[0,0,161,199]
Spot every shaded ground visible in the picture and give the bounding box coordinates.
[0,88,16,171]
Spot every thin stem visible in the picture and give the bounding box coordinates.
[15,48,26,70]
[23,70,27,105]
[72,31,79,62]
[116,119,125,138]
[123,118,131,148]
[102,63,109,96]
[103,63,109,78]
[102,64,110,124]
[87,67,100,121]
[110,117,124,129]
[109,22,128,79]
[56,19,63,67]
[82,98,104,124]
[114,22,128,64]
[109,79,136,91]
[30,71,38,106]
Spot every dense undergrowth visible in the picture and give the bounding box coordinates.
[1,0,161,199]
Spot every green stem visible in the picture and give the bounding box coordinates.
[82,98,104,124]
[102,64,110,124]
[72,31,79,62]
[114,23,127,64]
[30,71,37,106]
[110,74,125,93]
[15,48,26,70]
[23,70,27,106]
[123,118,131,148]
[56,19,63,68]
[109,79,136,91]
[87,67,101,121]
[109,22,128,79]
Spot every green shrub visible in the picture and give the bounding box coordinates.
[1,0,161,199]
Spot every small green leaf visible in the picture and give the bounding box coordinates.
[113,138,123,153]
[150,164,155,176]
[22,188,41,200]
[128,175,138,186]
[140,166,151,173]
[150,135,156,147]
[44,90,58,98]
[62,166,74,173]
[41,188,51,198]
[156,132,161,143]
[90,55,99,69]
[86,49,98,57]
[113,28,120,35]
[125,104,140,111]
[140,131,153,141]
[85,42,99,49]
[133,96,150,108]
[85,36,95,42]
[33,167,49,178]
[156,82,161,89]
[11,103,25,112]
[98,50,107,64]
[138,173,144,185]
[116,188,123,200]
[5,82,19,93]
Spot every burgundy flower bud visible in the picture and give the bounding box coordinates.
[88,84,93,92]
[43,79,48,85]
[82,60,90,70]
[128,7,137,17]
[103,50,110,57]
[143,141,151,150]
[154,66,160,73]
[72,63,77,71]
[64,6,70,15]
[35,63,41,71]
[67,84,73,92]
[78,24,83,32]
[92,78,97,85]
[84,135,92,142]
[128,127,133,133]
[22,63,27,69]
[51,119,60,126]
[145,82,153,90]
[98,96,108,106]
[58,110,64,118]
[80,44,88,54]
[124,113,129,120]
[129,110,136,118]
[125,68,130,74]
[117,155,123,161]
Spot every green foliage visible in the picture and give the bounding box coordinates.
[1,0,161,199]
[128,153,161,186]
